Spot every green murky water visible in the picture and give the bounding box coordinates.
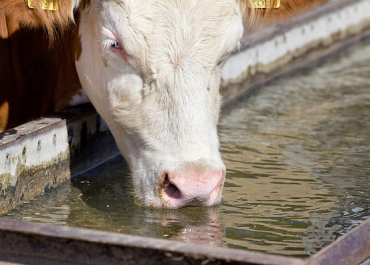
[4,38,370,257]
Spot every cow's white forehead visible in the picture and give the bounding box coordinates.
[99,0,243,71]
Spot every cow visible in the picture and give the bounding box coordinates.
[0,0,323,208]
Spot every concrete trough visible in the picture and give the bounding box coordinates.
[1,0,370,264]
[0,105,119,213]
[221,0,370,106]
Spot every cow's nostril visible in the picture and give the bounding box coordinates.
[163,174,181,199]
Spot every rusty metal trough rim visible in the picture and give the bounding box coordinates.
[0,216,370,264]
[0,218,304,265]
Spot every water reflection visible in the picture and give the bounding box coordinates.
[5,156,225,247]
[158,207,225,247]
[218,38,370,255]
[4,38,370,257]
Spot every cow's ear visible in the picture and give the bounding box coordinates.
[0,0,76,42]
[241,0,327,25]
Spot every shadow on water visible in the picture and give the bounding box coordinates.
[3,37,370,257]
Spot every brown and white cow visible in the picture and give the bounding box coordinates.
[0,0,323,208]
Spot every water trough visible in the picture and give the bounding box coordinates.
[1,0,370,264]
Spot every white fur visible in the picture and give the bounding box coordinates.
[69,89,89,106]
[75,0,244,207]
[73,0,82,10]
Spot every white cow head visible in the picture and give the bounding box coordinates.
[75,0,243,208]
[71,0,322,208]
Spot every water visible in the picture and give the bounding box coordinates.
[4,38,370,257]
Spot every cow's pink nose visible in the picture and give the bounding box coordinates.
[159,169,225,209]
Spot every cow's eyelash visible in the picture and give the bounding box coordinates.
[103,38,123,51]
[109,39,123,50]
[102,38,128,62]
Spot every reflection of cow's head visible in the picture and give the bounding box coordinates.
[3,0,323,208]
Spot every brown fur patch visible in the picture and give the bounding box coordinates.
[240,0,328,25]
[0,101,9,131]
[0,6,82,132]
[0,0,74,44]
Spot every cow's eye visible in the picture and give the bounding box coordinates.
[104,38,123,51]
[110,40,122,50]
[103,38,128,62]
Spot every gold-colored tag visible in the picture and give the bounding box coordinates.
[249,0,280,9]
[28,0,58,11]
